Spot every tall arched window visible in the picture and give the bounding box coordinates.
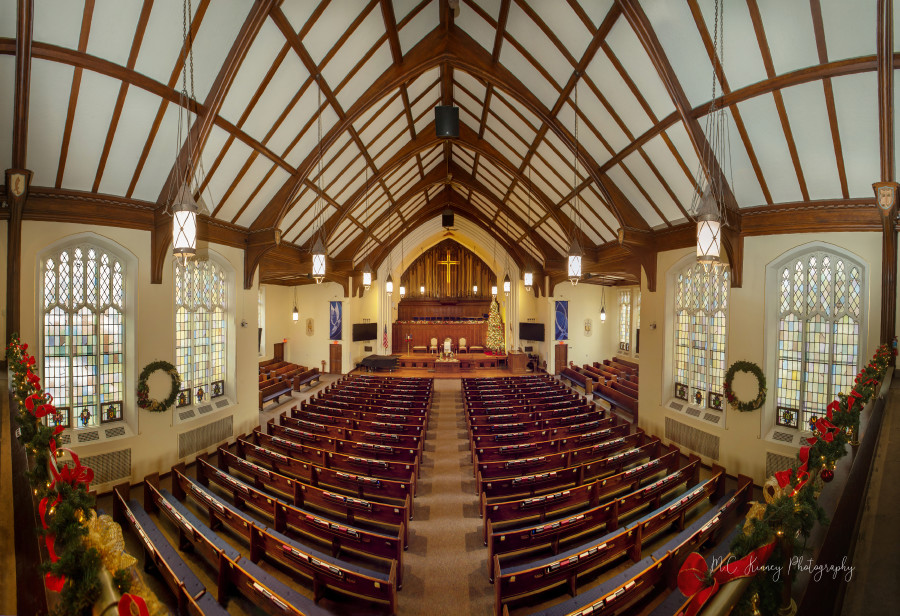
[774,249,863,430]
[42,244,126,429]
[674,263,729,410]
[618,289,632,353]
[175,259,227,405]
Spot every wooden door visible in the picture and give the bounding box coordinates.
[554,344,567,375]
[329,344,342,374]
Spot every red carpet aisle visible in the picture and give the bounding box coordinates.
[397,379,493,615]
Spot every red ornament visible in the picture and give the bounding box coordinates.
[820,468,834,483]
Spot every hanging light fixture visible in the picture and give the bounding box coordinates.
[473,284,478,295]
[690,0,731,264]
[420,285,425,295]
[567,79,583,285]
[385,274,393,296]
[398,236,405,298]
[491,283,498,297]
[362,263,372,291]
[292,286,299,322]
[503,273,511,297]
[170,0,204,266]
[600,287,606,322]
[523,166,534,293]
[311,75,328,283]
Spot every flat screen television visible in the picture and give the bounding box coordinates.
[352,323,378,342]
[519,322,545,341]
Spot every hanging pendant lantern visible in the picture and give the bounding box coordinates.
[473,284,478,295]
[362,263,372,291]
[420,285,425,295]
[600,287,607,322]
[503,273,511,297]
[567,238,582,285]
[385,274,393,296]
[695,188,722,264]
[523,270,533,293]
[491,284,498,297]
[311,236,327,284]
[399,284,406,298]
[172,183,198,265]
[292,305,299,321]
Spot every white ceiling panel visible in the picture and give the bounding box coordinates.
[581,185,620,233]
[87,0,142,65]
[243,52,308,142]
[0,1,15,38]
[528,0,592,61]
[820,0,875,61]
[410,83,441,122]
[664,122,702,193]
[374,134,408,168]
[61,70,120,192]
[499,43,559,110]
[218,19,287,125]
[456,71,487,102]
[189,0,251,102]
[235,165,292,227]
[454,1,497,53]
[322,141,361,189]
[336,43,395,111]
[700,107,767,208]
[538,218,567,254]
[543,131,584,182]
[562,202,601,245]
[735,93,803,204]
[203,140,254,216]
[607,164,665,228]
[304,2,366,65]
[584,52,651,139]
[485,113,529,151]
[332,159,367,203]
[572,83,629,154]
[526,163,561,205]
[780,81,841,201]
[368,115,406,161]
[530,155,566,201]
[399,1,438,55]
[639,134,697,216]
[323,6,383,88]
[294,204,336,246]
[605,19,675,121]
[216,156,274,224]
[505,3,572,87]
[393,0,427,24]
[695,0,767,92]
[574,0,615,29]
[831,72,879,198]
[132,103,196,202]
[641,0,718,108]
[266,84,316,158]
[98,86,163,196]
[134,0,199,86]
[483,126,523,167]
[279,186,316,234]
[281,2,317,34]
[757,0,819,76]
[622,152,682,223]
[27,60,75,187]
[33,0,84,50]
[358,96,405,144]
[0,57,15,173]
[406,66,440,102]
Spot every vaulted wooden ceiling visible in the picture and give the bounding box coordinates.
[0,0,895,292]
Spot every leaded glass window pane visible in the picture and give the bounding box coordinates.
[673,262,729,409]
[619,289,631,352]
[175,260,227,402]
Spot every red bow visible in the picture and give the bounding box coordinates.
[677,541,777,616]
[24,392,56,419]
[48,440,95,494]
[118,594,150,616]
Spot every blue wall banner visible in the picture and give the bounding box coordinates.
[555,300,568,341]
[329,301,342,340]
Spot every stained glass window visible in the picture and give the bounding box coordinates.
[776,250,862,428]
[619,290,631,353]
[41,244,125,429]
[175,259,227,403]
[674,262,729,410]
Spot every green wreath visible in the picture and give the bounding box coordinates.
[137,360,181,413]
[723,360,766,412]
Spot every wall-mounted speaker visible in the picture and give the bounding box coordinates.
[442,208,454,228]
[435,105,459,138]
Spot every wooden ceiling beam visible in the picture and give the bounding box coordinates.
[617,0,740,230]
[11,0,34,169]
[877,0,895,182]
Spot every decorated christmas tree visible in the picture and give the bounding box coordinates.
[486,297,505,353]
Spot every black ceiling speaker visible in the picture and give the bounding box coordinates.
[435,105,459,138]
[442,208,454,228]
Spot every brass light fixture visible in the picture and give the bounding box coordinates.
[311,76,327,283]
[523,166,534,293]
[600,287,606,322]
[292,286,299,322]
[568,79,583,285]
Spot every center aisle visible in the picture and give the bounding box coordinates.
[399,378,493,615]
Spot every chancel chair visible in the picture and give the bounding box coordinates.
[458,337,467,353]
[429,337,439,353]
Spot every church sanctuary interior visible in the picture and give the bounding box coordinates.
[4,0,900,615]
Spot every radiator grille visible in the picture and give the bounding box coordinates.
[79,448,131,485]
[665,417,720,460]
[669,402,684,412]
[57,434,71,445]
[198,404,214,415]
[215,399,230,409]
[766,451,797,477]
[703,413,721,424]
[104,426,126,439]
[685,407,702,417]
[179,409,196,421]
[178,416,233,459]
[77,430,99,443]
[772,431,795,444]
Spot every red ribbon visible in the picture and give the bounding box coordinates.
[118,594,150,616]
[677,541,777,616]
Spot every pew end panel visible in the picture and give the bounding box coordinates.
[143,473,160,514]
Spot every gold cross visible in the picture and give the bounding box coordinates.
[437,250,458,288]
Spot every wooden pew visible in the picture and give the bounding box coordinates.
[260,380,293,411]
[468,413,606,439]
[560,367,592,394]
[472,422,626,464]
[593,381,639,417]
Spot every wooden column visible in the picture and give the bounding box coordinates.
[5,170,31,343]
[876,0,896,348]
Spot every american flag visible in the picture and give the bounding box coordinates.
[382,324,388,351]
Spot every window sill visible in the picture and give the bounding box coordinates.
[664,398,726,430]
[763,425,811,449]
[173,396,235,426]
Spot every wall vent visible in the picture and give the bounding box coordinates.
[215,399,230,409]
[79,448,131,486]
[57,434,71,445]
[772,431,795,444]
[766,451,797,477]
[665,417,720,460]
[703,413,721,424]
[178,415,233,459]
[77,430,99,443]
[179,409,196,421]
[104,426,126,439]
[686,407,702,417]
[198,404,214,415]
[669,401,684,412]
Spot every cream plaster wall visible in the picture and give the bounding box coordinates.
[551,282,620,370]
[17,221,259,485]
[638,232,884,484]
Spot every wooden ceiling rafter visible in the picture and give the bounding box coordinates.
[11,0,34,170]
[876,0,895,182]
